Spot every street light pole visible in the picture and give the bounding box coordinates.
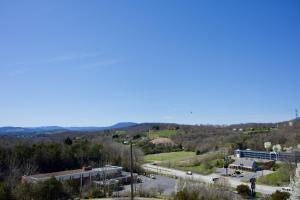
[130,141,134,200]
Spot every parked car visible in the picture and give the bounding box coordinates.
[149,174,156,179]
[235,171,241,175]
[186,171,192,175]
[212,178,219,182]
[137,177,143,183]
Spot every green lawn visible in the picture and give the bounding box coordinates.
[144,151,195,163]
[148,130,178,139]
[256,164,291,186]
[257,171,290,186]
[145,151,224,175]
[156,130,178,137]
[160,153,224,175]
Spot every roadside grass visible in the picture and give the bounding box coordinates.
[255,192,263,198]
[256,164,291,186]
[144,151,195,163]
[175,164,216,175]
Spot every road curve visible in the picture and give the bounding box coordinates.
[142,163,282,195]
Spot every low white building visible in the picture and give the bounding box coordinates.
[22,165,123,184]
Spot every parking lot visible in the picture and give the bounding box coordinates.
[119,174,177,196]
[215,168,275,182]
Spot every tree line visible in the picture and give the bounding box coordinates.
[0,137,143,199]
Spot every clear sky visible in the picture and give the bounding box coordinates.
[0,0,299,126]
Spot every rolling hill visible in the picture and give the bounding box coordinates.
[0,122,138,135]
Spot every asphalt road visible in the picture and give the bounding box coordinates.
[143,163,282,195]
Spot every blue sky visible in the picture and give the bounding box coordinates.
[0,0,299,126]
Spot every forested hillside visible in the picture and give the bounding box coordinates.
[111,121,300,154]
[0,120,299,198]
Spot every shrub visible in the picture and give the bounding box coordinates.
[63,179,80,196]
[269,190,290,200]
[272,163,280,171]
[174,188,199,200]
[0,183,10,200]
[236,184,251,196]
[88,187,105,198]
[173,179,233,200]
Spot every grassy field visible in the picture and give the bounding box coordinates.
[257,171,290,186]
[256,164,291,186]
[144,151,195,163]
[145,151,224,175]
[160,152,224,175]
[148,130,177,139]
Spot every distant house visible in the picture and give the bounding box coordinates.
[229,158,258,171]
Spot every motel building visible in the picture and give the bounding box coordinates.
[229,158,258,171]
[234,149,300,162]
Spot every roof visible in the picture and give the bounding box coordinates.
[26,165,122,179]
[29,168,85,179]
[235,149,278,154]
[230,158,256,168]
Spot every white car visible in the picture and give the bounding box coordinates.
[149,174,156,179]
[186,171,193,175]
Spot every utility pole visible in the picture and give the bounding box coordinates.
[223,148,229,176]
[224,156,229,176]
[250,178,256,197]
[130,141,134,200]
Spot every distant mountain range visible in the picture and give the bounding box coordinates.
[0,122,138,135]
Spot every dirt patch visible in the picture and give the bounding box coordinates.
[150,137,175,146]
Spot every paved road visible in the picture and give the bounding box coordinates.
[143,163,282,195]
